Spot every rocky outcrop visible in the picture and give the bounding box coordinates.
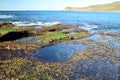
[0,22,91,55]
[0,31,29,42]
[0,22,14,27]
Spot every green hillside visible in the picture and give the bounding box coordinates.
[65,1,120,12]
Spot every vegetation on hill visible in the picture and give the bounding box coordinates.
[65,1,120,12]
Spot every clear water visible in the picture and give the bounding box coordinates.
[32,42,88,62]
[0,11,120,34]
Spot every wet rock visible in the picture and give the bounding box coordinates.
[0,23,91,55]
[0,22,14,27]
[0,31,29,42]
[72,28,88,33]
[28,24,74,36]
[97,32,120,37]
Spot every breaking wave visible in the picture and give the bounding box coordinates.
[0,15,15,19]
[12,21,60,26]
[80,23,98,30]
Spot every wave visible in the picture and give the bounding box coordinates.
[0,15,15,19]
[80,23,98,30]
[12,21,60,26]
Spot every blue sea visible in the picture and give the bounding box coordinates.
[0,11,120,34]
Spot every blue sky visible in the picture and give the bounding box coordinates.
[0,0,119,10]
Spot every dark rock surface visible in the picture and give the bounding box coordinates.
[0,22,14,27]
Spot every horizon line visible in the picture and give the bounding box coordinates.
[0,10,63,11]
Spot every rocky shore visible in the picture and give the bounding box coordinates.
[0,22,120,80]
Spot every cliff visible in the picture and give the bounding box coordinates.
[64,1,120,12]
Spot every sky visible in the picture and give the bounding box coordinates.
[0,0,119,10]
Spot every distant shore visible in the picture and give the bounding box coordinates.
[64,1,120,12]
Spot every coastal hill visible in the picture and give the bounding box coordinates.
[64,1,120,12]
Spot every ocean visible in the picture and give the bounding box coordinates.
[0,11,120,34]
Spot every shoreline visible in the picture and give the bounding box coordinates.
[0,22,120,79]
[64,10,120,13]
[0,22,119,59]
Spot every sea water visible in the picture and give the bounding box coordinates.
[0,11,120,34]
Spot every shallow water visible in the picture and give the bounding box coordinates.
[32,42,88,62]
[71,59,120,80]
[17,34,119,62]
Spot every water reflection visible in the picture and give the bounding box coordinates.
[33,42,88,62]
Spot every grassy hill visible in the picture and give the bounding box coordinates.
[64,1,120,12]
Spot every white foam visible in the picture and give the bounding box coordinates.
[80,23,98,30]
[12,21,60,26]
[0,15,15,19]
[42,22,60,26]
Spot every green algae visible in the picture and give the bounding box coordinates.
[30,32,90,44]
[0,26,24,36]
